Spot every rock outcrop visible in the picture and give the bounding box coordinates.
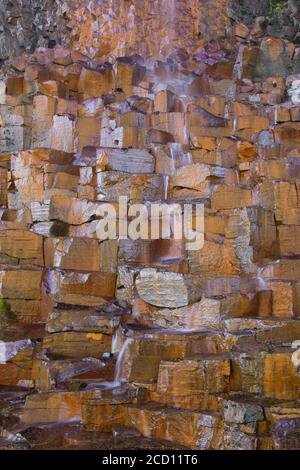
[0,0,300,451]
[0,0,233,65]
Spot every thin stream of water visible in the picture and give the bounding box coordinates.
[114,337,134,384]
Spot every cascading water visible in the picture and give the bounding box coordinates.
[257,260,281,291]
[233,115,238,132]
[163,175,169,201]
[159,0,177,55]
[114,337,133,384]
[111,326,123,354]
[170,143,192,169]
[95,336,134,390]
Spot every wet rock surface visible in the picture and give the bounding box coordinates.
[1,0,300,451]
[0,0,233,66]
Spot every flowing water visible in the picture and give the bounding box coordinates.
[257,259,281,290]
[114,337,134,384]
[163,175,169,201]
[233,115,238,132]
[170,143,192,169]
[257,266,267,290]
[111,326,123,354]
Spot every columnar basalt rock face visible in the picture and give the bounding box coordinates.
[0,0,233,65]
[1,0,300,452]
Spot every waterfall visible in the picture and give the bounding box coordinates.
[233,115,238,132]
[257,259,280,291]
[257,266,267,290]
[114,337,133,384]
[111,326,123,355]
[159,0,177,54]
[170,143,192,169]
[165,0,176,30]
[163,175,169,201]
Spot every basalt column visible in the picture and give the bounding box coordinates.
[0,0,300,451]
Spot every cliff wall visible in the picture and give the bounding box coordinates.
[0,0,300,451]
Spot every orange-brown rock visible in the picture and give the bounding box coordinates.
[1,0,300,451]
[75,117,101,151]
[0,339,34,387]
[83,400,223,449]
[44,238,103,272]
[0,229,44,265]
[78,67,115,99]
[151,113,187,144]
[211,186,253,210]
[46,305,119,334]
[52,271,116,306]
[21,390,99,424]
[0,269,42,299]
[0,362,33,387]
[231,350,300,400]
[153,356,230,405]
[43,331,112,359]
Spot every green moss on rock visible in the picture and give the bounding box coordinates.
[0,299,17,324]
